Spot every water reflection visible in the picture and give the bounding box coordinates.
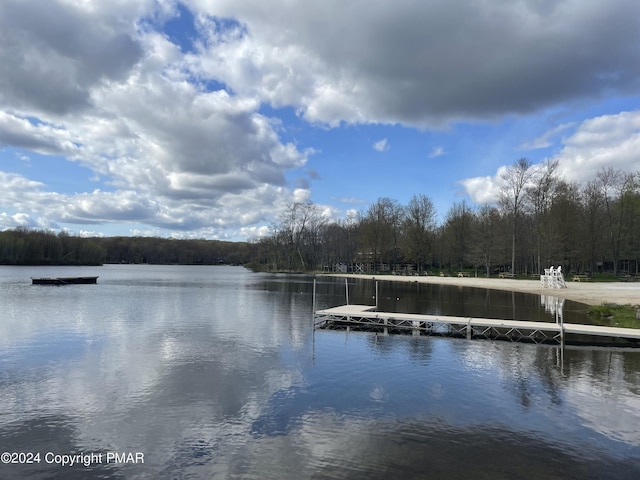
[1,415,126,480]
[541,294,564,322]
[0,267,638,479]
[342,277,587,324]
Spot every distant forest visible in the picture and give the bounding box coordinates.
[2,161,639,276]
[0,228,255,266]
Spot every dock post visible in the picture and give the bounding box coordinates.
[412,320,421,336]
[312,277,316,315]
[311,277,316,363]
[345,278,349,305]
[375,281,379,309]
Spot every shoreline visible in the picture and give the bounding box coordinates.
[324,273,640,307]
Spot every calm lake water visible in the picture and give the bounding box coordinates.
[1,265,639,479]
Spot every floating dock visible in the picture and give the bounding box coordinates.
[314,304,640,347]
[31,276,99,285]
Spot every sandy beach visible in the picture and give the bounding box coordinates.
[325,273,640,306]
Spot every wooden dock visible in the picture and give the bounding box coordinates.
[314,304,640,347]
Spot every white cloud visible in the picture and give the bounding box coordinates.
[460,110,640,204]
[428,146,445,158]
[0,172,311,240]
[0,212,39,229]
[0,171,45,193]
[556,110,640,183]
[187,0,640,127]
[519,122,577,150]
[0,112,80,156]
[77,230,105,238]
[0,0,146,116]
[292,188,311,203]
[2,1,640,239]
[373,138,389,152]
[240,225,271,240]
[0,3,315,239]
[458,174,503,205]
[336,197,367,205]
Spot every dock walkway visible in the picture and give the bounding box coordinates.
[315,304,640,347]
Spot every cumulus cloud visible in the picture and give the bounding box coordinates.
[189,0,640,127]
[0,112,80,155]
[0,0,144,116]
[0,212,39,230]
[460,110,640,204]
[1,0,640,239]
[0,171,45,193]
[556,110,640,183]
[0,1,315,239]
[0,168,308,238]
[459,173,504,205]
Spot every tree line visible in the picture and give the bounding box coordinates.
[253,162,640,277]
[2,161,638,275]
[0,228,255,266]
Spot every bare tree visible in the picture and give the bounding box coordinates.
[470,205,502,276]
[442,200,474,272]
[548,180,582,272]
[252,165,639,276]
[319,221,352,270]
[277,202,324,271]
[359,198,403,272]
[594,168,627,275]
[620,172,640,273]
[499,158,535,274]
[581,180,607,274]
[526,159,559,273]
[614,171,640,274]
[402,194,437,273]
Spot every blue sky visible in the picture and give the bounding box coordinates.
[1,0,640,240]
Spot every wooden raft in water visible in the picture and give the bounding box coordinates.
[31,276,99,285]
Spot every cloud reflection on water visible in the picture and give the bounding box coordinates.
[0,266,638,479]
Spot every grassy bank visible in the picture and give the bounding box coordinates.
[589,304,640,329]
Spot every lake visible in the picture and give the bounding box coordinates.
[1,265,639,479]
